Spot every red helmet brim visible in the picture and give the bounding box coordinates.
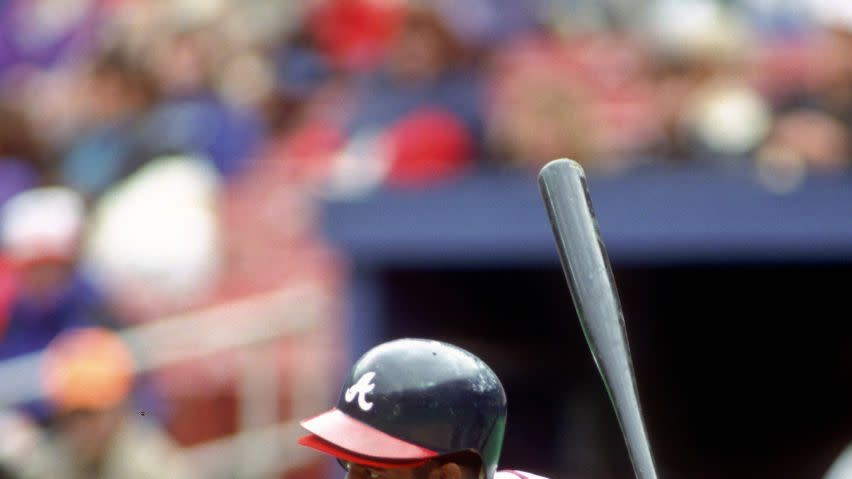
[299,408,438,468]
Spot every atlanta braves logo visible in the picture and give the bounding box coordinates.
[345,371,376,411]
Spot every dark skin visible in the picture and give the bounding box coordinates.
[343,460,476,479]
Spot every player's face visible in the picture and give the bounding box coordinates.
[339,460,428,479]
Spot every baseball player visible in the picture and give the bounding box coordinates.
[298,338,548,479]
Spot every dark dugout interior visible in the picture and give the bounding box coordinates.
[378,264,852,479]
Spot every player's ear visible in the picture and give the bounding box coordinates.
[429,462,462,479]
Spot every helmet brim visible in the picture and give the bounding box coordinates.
[298,408,439,468]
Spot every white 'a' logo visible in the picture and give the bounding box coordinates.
[345,372,376,411]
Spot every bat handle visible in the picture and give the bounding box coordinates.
[617,387,658,479]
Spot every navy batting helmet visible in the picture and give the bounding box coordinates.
[299,339,507,478]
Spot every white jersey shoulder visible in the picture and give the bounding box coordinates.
[496,470,550,479]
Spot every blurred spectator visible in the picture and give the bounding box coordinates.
[325,5,482,194]
[0,187,115,423]
[347,6,482,138]
[487,31,661,173]
[487,35,598,171]
[10,327,194,479]
[758,108,850,176]
[573,34,662,166]
[135,26,263,179]
[756,4,852,175]
[643,0,771,163]
[0,187,110,362]
[61,48,158,199]
[264,29,334,135]
[253,27,352,190]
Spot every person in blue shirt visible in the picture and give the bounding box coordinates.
[343,6,485,179]
[0,187,114,422]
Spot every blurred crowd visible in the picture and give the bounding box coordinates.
[0,0,851,198]
[0,0,850,478]
[0,0,849,195]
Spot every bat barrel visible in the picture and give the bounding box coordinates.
[538,159,659,479]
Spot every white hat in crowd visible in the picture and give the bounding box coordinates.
[0,187,85,264]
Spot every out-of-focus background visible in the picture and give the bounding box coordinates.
[0,0,850,478]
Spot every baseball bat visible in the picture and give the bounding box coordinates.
[538,158,659,479]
